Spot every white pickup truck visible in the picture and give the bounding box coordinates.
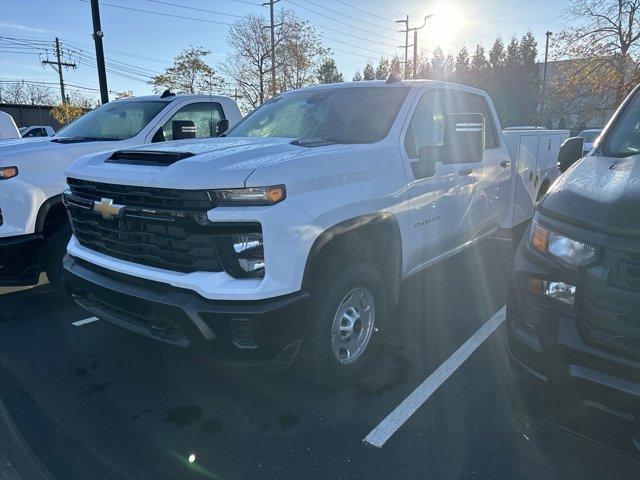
[62,80,571,387]
[0,92,241,287]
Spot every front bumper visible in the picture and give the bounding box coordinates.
[506,229,640,421]
[64,256,310,368]
[0,234,45,286]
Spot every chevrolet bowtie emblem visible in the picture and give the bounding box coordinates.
[93,197,125,219]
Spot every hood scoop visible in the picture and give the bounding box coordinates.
[106,149,194,166]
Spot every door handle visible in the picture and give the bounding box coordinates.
[458,167,473,177]
[500,160,511,168]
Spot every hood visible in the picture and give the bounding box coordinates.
[540,155,640,239]
[0,136,127,176]
[66,137,308,189]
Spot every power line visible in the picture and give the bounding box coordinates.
[332,0,397,23]
[320,35,391,57]
[293,0,393,31]
[148,0,244,19]
[309,21,398,50]
[76,0,233,26]
[285,0,401,44]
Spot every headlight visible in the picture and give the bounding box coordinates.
[210,185,285,206]
[0,166,18,180]
[530,214,598,266]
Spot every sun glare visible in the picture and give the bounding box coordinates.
[425,2,466,50]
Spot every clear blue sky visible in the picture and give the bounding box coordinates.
[0,0,570,100]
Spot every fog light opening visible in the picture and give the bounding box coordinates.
[543,280,576,305]
[230,318,257,349]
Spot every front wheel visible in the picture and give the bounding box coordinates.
[45,224,71,289]
[295,262,387,388]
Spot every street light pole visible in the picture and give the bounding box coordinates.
[541,31,552,125]
[411,15,432,79]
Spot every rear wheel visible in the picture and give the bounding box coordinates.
[295,262,387,388]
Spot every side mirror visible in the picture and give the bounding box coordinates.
[172,120,197,141]
[216,119,229,136]
[558,136,584,172]
[442,112,485,164]
[416,147,438,178]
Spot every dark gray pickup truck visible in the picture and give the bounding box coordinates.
[507,83,640,447]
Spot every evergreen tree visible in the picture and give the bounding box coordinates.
[506,36,521,66]
[375,57,390,80]
[431,47,446,79]
[469,44,489,89]
[415,50,431,79]
[390,56,402,78]
[489,37,506,69]
[454,46,471,84]
[362,61,376,80]
[470,44,489,71]
[316,57,343,84]
[353,70,363,81]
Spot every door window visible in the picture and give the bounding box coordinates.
[404,91,446,159]
[24,127,46,137]
[404,89,498,159]
[155,102,224,142]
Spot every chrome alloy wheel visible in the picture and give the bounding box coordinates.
[331,287,376,364]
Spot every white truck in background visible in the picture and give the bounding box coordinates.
[0,92,242,287]
[19,125,56,138]
[63,79,571,388]
[0,111,20,140]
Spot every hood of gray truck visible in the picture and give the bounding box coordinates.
[539,155,640,240]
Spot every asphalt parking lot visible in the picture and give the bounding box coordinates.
[1,238,639,480]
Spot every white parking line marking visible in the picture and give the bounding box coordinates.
[72,316,100,327]
[363,305,506,448]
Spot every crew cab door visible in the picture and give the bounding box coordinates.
[401,88,479,273]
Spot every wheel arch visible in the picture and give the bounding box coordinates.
[301,213,403,306]
[35,194,68,237]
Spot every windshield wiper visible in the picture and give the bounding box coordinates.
[291,137,344,147]
[51,136,120,143]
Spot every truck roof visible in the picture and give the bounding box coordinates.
[292,79,490,96]
[112,93,233,103]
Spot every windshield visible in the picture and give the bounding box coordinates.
[579,131,600,143]
[56,100,168,141]
[603,90,640,157]
[226,87,409,144]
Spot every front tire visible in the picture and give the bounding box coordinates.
[45,224,71,289]
[295,262,387,388]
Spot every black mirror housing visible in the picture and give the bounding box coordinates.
[172,120,197,141]
[416,113,485,173]
[216,119,229,136]
[558,136,584,172]
[442,113,485,164]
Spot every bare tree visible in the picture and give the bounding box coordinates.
[2,81,27,104]
[276,10,327,91]
[25,83,56,105]
[224,9,326,108]
[556,0,640,105]
[224,13,273,108]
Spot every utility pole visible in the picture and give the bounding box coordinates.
[396,15,409,79]
[262,0,280,97]
[42,38,77,104]
[541,31,553,125]
[90,0,109,104]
